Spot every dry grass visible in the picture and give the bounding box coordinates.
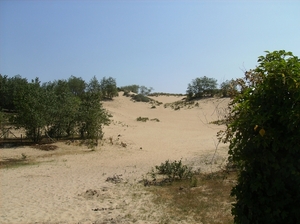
[0,157,39,169]
[147,171,236,223]
[0,142,95,169]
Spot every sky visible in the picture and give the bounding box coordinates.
[1,1,299,94]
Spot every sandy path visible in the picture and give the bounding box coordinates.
[0,93,230,223]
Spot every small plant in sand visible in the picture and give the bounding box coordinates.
[145,159,194,186]
[136,117,149,122]
[21,153,27,160]
[155,159,193,181]
[164,99,197,110]
[85,139,98,151]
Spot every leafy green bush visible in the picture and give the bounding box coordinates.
[119,84,140,94]
[131,94,151,102]
[4,75,110,143]
[221,50,300,223]
[123,91,131,97]
[220,79,236,97]
[99,76,118,99]
[186,76,217,99]
[153,159,193,181]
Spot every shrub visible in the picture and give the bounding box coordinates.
[220,79,236,97]
[221,50,300,223]
[119,84,140,94]
[131,94,150,102]
[153,159,193,182]
[136,117,149,122]
[99,76,118,99]
[186,76,217,99]
[123,91,131,97]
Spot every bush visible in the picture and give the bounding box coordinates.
[100,76,118,99]
[221,50,300,223]
[131,94,151,102]
[220,79,236,97]
[119,84,140,94]
[186,76,217,99]
[153,159,193,181]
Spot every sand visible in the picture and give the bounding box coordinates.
[0,93,230,224]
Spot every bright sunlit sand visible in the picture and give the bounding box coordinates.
[0,93,230,223]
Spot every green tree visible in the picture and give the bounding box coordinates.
[43,80,80,139]
[186,76,217,99]
[220,79,236,97]
[0,75,28,111]
[0,110,7,137]
[221,50,300,223]
[139,85,153,96]
[78,77,110,142]
[12,78,48,142]
[67,75,86,98]
[87,76,101,95]
[100,76,118,99]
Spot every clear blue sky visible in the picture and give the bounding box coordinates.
[1,1,299,93]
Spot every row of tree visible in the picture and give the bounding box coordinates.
[118,78,235,99]
[0,75,118,142]
[0,72,234,143]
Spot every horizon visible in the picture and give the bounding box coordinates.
[1,1,299,94]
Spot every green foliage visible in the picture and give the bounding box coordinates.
[119,84,140,94]
[220,79,236,97]
[78,77,111,141]
[87,76,102,96]
[43,80,81,139]
[164,99,197,110]
[2,75,111,143]
[139,85,153,96]
[11,78,48,142]
[67,75,86,98]
[0,110,7,126]
[221,50,300,223]
[187,76,217,99]
[100,76,118,99]
[131,94,151,102]
[153,159,194,182]
[148,92,185,97]
[0,74,28,111]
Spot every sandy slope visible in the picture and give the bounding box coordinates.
[0,93,230,224]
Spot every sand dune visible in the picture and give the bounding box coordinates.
[0,93,230,223]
